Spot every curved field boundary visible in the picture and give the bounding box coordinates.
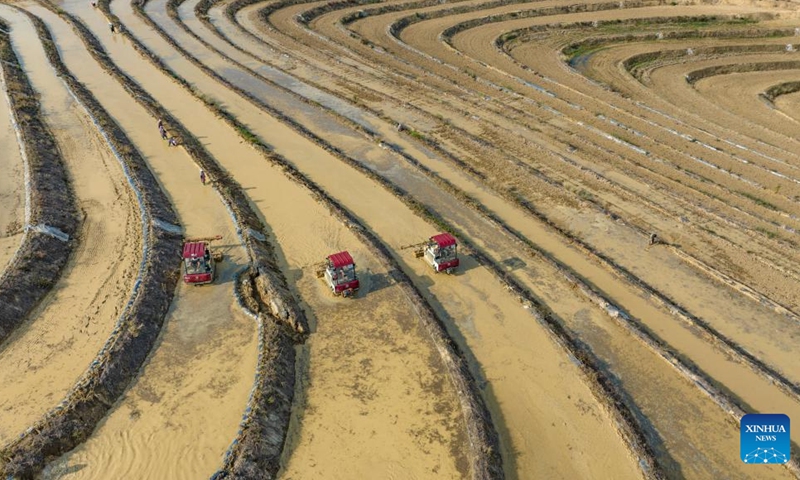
[342,1,800,256]
[134,1,669,474]
[470,27,800,385]
[386,6,800,229]
[436,11,800,210]
[764,79,800,100]
[51,2,312,476]
[192,3,757,472]
[281,0,800,463]
[222,0,800,463]
[347,4,800,472]
[230,0,800,414]
[384,8,800,259]
[302,0,800,405]
[0,20,78,346]
[116,2,506,476]
[390,2,797,312]
[90,0,308,335]
[211,270,295,478]
[687,59,800,84]
[0,8,182,477]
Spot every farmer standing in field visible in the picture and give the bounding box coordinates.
[200,170,206,185]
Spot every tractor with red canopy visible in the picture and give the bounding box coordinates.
[403,233,460,274]
[182,236,222,285]
[317,250,360,297]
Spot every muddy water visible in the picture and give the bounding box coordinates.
[504,41,800,380]
[48,262,257,480]
[354,1,800,429]
[0,234,23,274]
[0,4,140,444]
[122,3,647,477]
[186,13,785,472]
[67,0,471,475]
[446,34,800,446]
[235,2,800,473]
[278,0,792,416]
[22,4,257,477]
[233,9,795,471]
[281,263,468,479]
[0,53,24,274]
[181,0,374,130]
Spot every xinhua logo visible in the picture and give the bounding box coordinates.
[740,413,790,464]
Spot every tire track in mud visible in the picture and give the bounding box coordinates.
[0,4,141,447]
[0,3,183,476]
[3,5,255,474]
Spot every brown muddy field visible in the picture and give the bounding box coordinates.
[1,0,799,478]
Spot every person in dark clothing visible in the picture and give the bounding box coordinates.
[200,170,206,185]
[159,126,167,140]
[109,23,115,33]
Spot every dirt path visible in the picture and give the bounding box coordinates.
[11,4,258,478]
[0,4,140,445]
[0,49,24,273]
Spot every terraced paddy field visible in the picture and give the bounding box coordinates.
[1,0,799,478]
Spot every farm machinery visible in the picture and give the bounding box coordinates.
[182,235,223,285]
[316,250,360,297]
[402,233,460,274]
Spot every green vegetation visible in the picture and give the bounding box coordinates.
[408,129,426,141]
[564,43,602,61]
[756,226,777,239]
[738,190,778,211]
[236,124,259,144]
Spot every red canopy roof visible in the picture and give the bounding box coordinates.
[328,251,354,268]
[182,242,206,259]
[430,233,457,247]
